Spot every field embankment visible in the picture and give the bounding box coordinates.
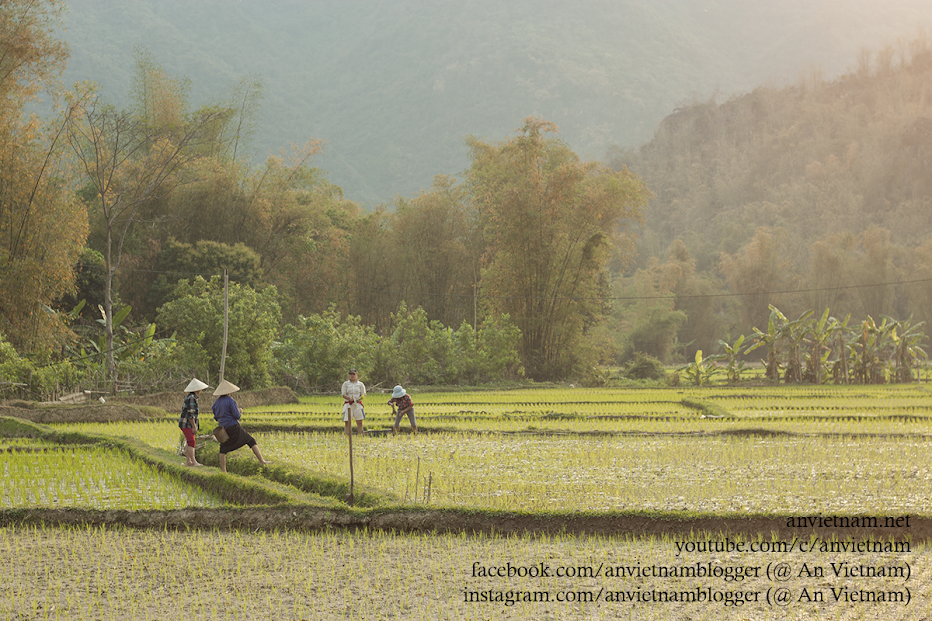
[0,505,926,542]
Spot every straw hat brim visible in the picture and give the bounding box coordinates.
[212,379,240,396]
[184,379,209,393]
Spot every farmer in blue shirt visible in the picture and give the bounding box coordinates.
[212,379,272,473]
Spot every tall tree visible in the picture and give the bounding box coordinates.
[467,117,648,379]
[906,235,932,330]
[846,227,903,321]
[0,0,68,106]
[343,207,395,332]
[388,174,482,329]
[613,239,725,364]
[719,227,792,334]
[215,74,263,164]
[0,0,86,353]
[155,138,356,323]
[156,276,281,390]
[65,58,223,389]
[0,111,87,352]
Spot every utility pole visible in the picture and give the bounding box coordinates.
[219,269,229,382]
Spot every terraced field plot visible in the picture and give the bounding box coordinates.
[243,385,932,434]
[241,431,930,513]
[0,444,224,509]
[703,385,932,420]
[54,385,932,442]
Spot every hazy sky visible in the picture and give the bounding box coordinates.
[60,0,932,204]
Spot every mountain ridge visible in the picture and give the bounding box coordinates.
[60,0,932,204]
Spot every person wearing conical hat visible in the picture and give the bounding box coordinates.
[179,379,208,467]
[211,379,272,473]
[387,384,417,435]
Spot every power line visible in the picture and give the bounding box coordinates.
[7,251,932,302]
[288,277,932,303]
[612,278,927,302]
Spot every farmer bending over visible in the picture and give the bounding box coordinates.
[388,384,418,435]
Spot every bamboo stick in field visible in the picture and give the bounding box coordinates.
[347,428,355,506]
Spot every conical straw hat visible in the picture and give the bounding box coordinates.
[184,378,209,393]
[212,379,240,396]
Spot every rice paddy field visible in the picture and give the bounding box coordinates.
[0,446,223,509]
[2,383,930,620]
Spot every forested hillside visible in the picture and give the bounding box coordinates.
[5,0,932,400]
[60,0,932,204]
[610,35,932,362]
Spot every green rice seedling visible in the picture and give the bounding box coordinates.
[50,420,181,450]
[225,384,932,436]
[0,446,224,509]
[34,384,932,517]
[257,430,932,514]
[0,438,62,451]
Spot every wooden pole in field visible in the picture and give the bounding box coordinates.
[347,427,355,506]
[219,269,229,382]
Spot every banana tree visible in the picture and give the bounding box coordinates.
[804,308,844,384]
[717,334,746,383]
[72,304,133,379]
[680,349,721,386]
[746,306,785,381]
[848,316,894,384]
[887,317,928,383]
[830,314,852,384]
[74,304,157,381]
[778,308,815,383]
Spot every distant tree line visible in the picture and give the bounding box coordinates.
[0,4,649,398]
[610,226,932,368]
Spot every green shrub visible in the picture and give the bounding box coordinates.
[623,352,666,380]
[0,332,80,400]
[277,306,379,391]
[278,307,523,391]
[157,276,281,389]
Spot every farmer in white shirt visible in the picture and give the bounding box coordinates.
[341,368,366,435]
